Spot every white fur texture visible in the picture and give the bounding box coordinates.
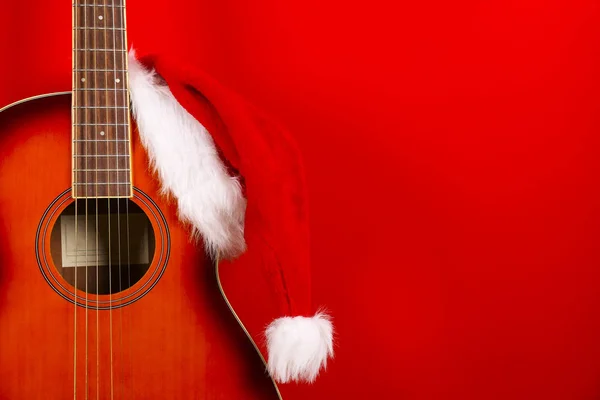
[127,51,246,259]
[266,312,334,383]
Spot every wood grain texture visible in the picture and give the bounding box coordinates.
[0,94,280,400]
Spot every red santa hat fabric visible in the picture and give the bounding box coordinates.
[127,50,334,384]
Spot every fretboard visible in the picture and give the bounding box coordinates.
[72,0,132,198]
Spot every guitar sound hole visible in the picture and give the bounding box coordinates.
[49,198,156,295]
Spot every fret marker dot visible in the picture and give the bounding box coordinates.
[81,78,86,82]
[100,131,105,136]
[98,15,103,20]
[115,78,121,83]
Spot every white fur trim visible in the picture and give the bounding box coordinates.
[265,312,334,383]
[127,51,246,259]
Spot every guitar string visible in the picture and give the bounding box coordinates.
[92,2,100,398]
[82,2,90,399]
[126,183,132,398]
[102,0,115,398]
[73,1,79,399]
[109,0,124,397]
[118,1,134,395]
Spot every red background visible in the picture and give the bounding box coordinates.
[3,0,600,399]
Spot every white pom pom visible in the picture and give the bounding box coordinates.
[265,312,334,383]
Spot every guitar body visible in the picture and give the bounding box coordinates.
[0,94,281,400]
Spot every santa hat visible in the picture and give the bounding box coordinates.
[127,50,334,384]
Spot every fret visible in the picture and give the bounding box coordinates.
[74,114,129,127]
[73,113,129,125]
[74,142,129,155]
[73,71,127,93]
[73,126,129,141]
[75,26,124,31]
[73,140,130,156]
[74,183,132,185]
[74,170,131,183]
[75,25,107,50]
[74,69,127,72]
[72,126,130,137]
[74,135,130,143]
[74,168,130,171]
[75,55,126,71]
[73,48,127,51]
[74,155,130,157]
[74,27,125,30]
[74,139,130,142]
[74,181,132,187]
[75,89,127,91]
[73,128,130,138]
[75,106,128,109]
[75,122,127,126]
[74,50,126,70]
[74,4,125,7]
[73,0,125,6]
[75,90,128,107]
[74,5,124,29]
[73,30,125,50]
[74,156,130,170]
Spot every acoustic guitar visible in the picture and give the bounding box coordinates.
[0,1,281,399]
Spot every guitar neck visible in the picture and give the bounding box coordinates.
[72,0,133,199]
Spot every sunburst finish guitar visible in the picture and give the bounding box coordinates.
[0,1,281,399]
